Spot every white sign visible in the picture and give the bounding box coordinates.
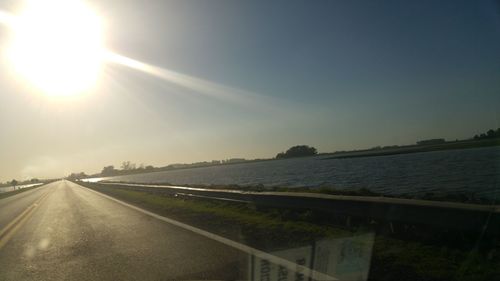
[313,233,374,281]
[251,245,312,281]
[250,233,374,281]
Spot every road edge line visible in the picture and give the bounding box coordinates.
[76,182,337,281]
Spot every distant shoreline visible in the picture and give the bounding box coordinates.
[322,138,500,160]
[81,138,500,180]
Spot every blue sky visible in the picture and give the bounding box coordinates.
[0,0,499,180]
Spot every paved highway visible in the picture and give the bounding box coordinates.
[0,180,247,280]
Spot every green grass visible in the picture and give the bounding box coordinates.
[85,184,345,247]
[102,181,498,205]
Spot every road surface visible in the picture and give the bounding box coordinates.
[0,180,247,280]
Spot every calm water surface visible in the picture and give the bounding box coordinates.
[102,147,500,198]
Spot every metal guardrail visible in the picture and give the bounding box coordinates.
[96,182,499,232]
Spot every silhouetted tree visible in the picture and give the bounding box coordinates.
[67,172,87,180]
[11,179,18,186]
[101,165,117,176]
[473,128,500,140]
[121,161,136,170]
[487,129,495,138]
[276,145,318,159]
[276,152,286,158]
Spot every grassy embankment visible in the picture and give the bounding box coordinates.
[80,181,500,281]
[101,181,498,205]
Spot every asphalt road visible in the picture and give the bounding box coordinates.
[0,180,247,280]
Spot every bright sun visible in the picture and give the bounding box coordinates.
[6,0,104,97]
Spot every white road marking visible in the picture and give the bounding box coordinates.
[75,182,337,281]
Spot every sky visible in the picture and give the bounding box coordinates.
[0,0,499,181]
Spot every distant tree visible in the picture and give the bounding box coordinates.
[474,128,500,140]
[11,179,18,186]
[121,161,136,171]
[121,161,130,170]
[276,152,286,159]
[276,145,318,159]
[67,172,87,180]
[487,129,496,138]
[101,165,117,176]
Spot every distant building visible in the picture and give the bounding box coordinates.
[226,158,246,163]
[417,138,445,146]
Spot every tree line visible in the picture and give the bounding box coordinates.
[68,158,258,179]
[65,127,499,181]
[473,127,500,140]
[276,145,318,159]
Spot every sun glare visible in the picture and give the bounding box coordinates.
[6,0,104,97]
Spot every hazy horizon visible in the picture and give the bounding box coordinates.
[12,130,500,181]
[0,0,499,181]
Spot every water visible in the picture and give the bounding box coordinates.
[0,183,43,193]
[94,147,500,198]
